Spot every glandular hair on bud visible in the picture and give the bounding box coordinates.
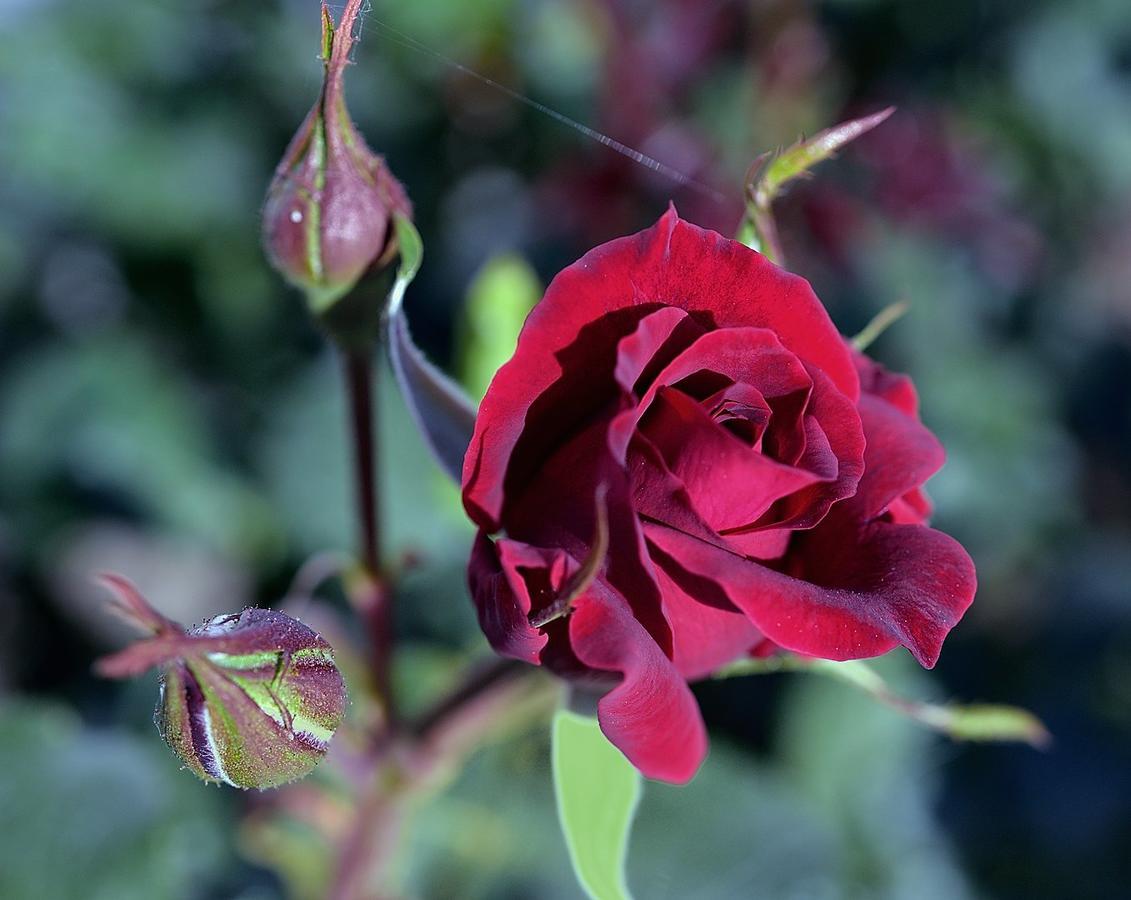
[263,2,412,314]
[157,609,347,789]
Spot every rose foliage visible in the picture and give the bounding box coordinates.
[462,208,976,783]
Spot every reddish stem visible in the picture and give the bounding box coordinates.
[343,351,381,577]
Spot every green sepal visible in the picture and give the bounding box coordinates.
[738,108,894,264]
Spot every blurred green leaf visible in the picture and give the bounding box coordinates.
[777,655,976,900]
[457,254,541,400]
[0,335,279,561]
[0,701,230,900]
[552,708,641,900]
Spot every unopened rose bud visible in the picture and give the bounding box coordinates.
[95,576,347,789]
[263,2,412,313]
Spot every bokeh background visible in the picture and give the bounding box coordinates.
[2,0,1130,897]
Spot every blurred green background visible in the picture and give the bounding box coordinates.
[2,0,1130,897]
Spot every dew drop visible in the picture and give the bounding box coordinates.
[290,210,303,224]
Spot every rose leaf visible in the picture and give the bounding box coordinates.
[552,705,642,900]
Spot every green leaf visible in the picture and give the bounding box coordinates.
[552,708,641,900]
[457,254,541,400]
[0,701,228,900]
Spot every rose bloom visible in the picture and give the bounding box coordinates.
[462,209,975,783]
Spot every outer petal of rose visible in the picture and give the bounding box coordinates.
[467,532,552,663]
[463,207,859,531]
[887,488,933,525]
[851,351,937,524]
[569,580,709,783]
[645,520,975,669]
[854,350,920,416]
[845,393,945,522]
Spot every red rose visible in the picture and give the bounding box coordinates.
[462,208,975,783]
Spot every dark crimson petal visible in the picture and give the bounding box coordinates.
[626,429,728,548]
[569,579,708,784]
[467,532,554,663]
[721,528,791,560]
[628,426,791,558]
[887,488,933,525]
[854,350,920,416]
[851,350,938,524]
[637,327,812,416]
[843,393,944,522]
[505,413,674,656]
[645,519,975,669]
[641,387,821,532]
[704,383,772,447]
[463,207,859,531]
[745,363,866,531]
[649,547,764,680]
[614,306,705,397]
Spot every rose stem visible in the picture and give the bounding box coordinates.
[329,658,537,900]
[344,351,380,575]
[342,349,396,728]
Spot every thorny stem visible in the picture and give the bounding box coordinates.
[334,347,401,900]
[749,206,785,267]
[341,351,398,730]
[411,658,528,740]
[329,658,540,900]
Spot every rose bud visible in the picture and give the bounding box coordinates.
[95,575,347,789]
[462,208,976,784]
[263,2,412,312]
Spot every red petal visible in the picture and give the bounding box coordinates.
[649,548,764,680]
[745,363,866,530]
[641,387,822,531]
[626,429,726,548]
[846,393,944,522]
[463,208,859,531]
[854,350,920,416]
[569,580,708,783]
[646,517,975,669]
[504,414,675,657]
[639,327,812,410]
[467,533,552,663]
[613,306,704,397]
